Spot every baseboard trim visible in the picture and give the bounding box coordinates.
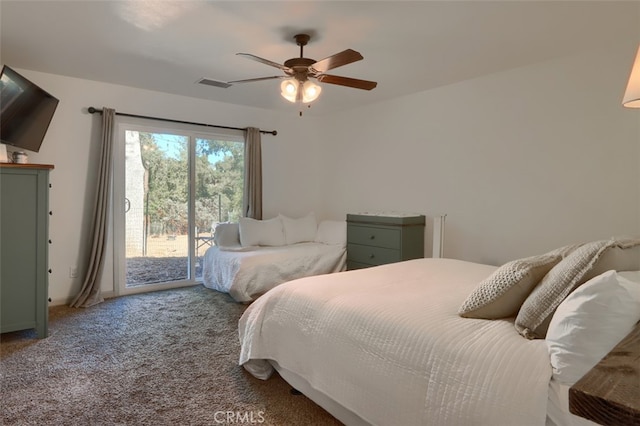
[49,291,116,307]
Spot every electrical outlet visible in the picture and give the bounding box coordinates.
[69,267,78,278]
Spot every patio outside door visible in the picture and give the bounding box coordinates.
[124,130,190,289]
[115,122,244,295]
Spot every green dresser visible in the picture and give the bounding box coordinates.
[346,213,425,270]
[1,164,53,338]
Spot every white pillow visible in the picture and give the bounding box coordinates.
[545,270,640,385]
[238,217,285,247]
[314,220,346,246]
[279,213,317,245]
[618,270,640,283]
[618,270,640,303]
[213,222,240,248]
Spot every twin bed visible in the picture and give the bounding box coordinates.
[237,238,640,426]
[201,218,346,303]
[202,242,345,303]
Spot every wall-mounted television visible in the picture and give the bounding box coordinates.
[0,65,59,153]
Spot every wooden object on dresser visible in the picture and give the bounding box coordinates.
[569,321,640,426]
[346,213,425,270]
[0,163,54,338]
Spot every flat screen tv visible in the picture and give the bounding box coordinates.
[0,65,59,153]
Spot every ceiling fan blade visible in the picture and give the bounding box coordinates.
[317,74,377,90]
[236,53,291,72]
[227,76,285,85]
[311,49,363,74]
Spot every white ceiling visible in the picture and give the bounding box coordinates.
[1,1,638,115]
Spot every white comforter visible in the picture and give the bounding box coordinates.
[239,258,553,426]
[202,242,346,302]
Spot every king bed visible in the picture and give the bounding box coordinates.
[238,238,640,425]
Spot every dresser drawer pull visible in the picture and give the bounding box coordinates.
[369,235,375,240]
[369,254,375,259]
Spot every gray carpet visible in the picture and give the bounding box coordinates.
[0,285,341,425]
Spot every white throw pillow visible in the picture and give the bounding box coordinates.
[314,220,347,246]
[279,213,317,245]
[545,270,640,385]
[213,222,240,248]
[238,217,285,247]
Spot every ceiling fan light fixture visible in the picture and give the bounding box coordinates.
[280,78,322,104]
[280,79,298,103]
[302,80,321,103]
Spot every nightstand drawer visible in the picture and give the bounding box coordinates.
[346,213,425,270]
[347,243,400,266]
[347,225,400,249]
[346,260,372,270]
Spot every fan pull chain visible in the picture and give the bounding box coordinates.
[298,104,312,117]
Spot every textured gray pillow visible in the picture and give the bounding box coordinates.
[458,244,579,319]
[515,238,640,339]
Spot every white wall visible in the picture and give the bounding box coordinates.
[315,44,640,265]
[12,42,640,303]
[13,69,322,304]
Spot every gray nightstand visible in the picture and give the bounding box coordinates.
[346,213,425,270]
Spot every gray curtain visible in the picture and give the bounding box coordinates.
[71,108,115,308]
[242,127,262,219]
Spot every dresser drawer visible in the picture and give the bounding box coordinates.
[347,225,400,249]
[347,243,400,266]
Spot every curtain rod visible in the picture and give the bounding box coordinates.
[87,107,277,136]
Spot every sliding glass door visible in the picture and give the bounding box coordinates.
[124,130,189,288]
[193,137,244,279]
[114,121,244,295]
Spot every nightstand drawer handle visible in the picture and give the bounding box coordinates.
[369,254,375,259]
[369,235,375,240]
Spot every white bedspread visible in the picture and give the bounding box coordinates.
[239,258,552,426]
[202,242,346,302]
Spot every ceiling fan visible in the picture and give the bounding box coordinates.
[205,34,377,104]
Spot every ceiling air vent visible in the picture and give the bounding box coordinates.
[197,78,231,88]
